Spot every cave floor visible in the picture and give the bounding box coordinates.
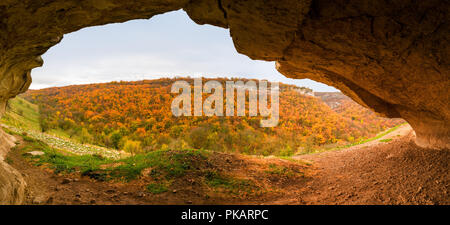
[7,125,449,205]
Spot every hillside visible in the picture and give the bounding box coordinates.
[1,97,126,159]
[4,108,446,205]
[22,78,403,156]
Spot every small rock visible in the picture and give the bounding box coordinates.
[90,199,96,204]
[105,189,115,194]
[172,190,177,193]
[73,178,79,182]
[186,200,193,204]
[61,178,71,184]
[75,194,81,198]
[32,196,46,205]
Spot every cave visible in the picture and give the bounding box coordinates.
[0,0,448,204]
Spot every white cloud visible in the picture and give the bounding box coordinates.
[30,10,337,92]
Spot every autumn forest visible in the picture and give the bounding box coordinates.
[22,78,404,157]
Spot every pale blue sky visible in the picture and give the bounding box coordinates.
[30,10,337,92]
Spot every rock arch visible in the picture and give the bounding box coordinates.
[0,0,449,203]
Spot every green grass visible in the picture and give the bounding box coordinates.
[16,131,209,182]
[1,96,40,131]
[311,123,407,154]
[109,148,208,181]
[16,132,262,196]
[379,138,392,142]
[278,156,312,166]
[20,136,112,174]
[264,163,303,177]
[205,170,257,196]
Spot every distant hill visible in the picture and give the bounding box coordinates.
[21,78,404,156]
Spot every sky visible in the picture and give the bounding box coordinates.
[30,10,337,92]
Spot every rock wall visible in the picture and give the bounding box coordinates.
[0,0,448,204]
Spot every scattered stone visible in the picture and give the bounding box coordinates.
[186,200,193,204]
[172,190,177,193]
[73,178,79,182]
[105,189,115,194]
[90,199,96,204]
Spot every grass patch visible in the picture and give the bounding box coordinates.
[379,138,392,142]
[1,96,40,131]
[14,132,266,197]
[5,157,13,165]
[278,156,312,166]
[20,137,111,174]
[108,148,208,181]
[313,123,407,153]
